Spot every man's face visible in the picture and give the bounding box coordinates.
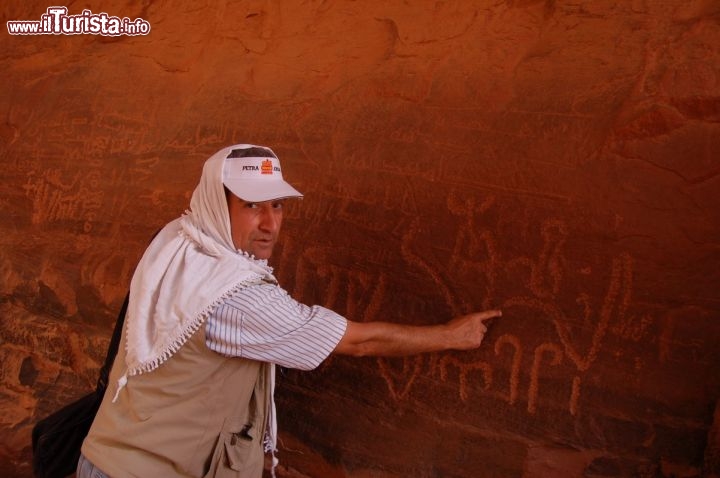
[226,192,284,259]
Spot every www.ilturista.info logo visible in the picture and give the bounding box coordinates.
[7,6,151,36]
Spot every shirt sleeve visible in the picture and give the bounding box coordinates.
[206,282,348,370]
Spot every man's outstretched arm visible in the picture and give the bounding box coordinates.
[333,310,502,357]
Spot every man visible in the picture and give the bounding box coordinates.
[78,144,501,478]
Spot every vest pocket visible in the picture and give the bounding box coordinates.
[204,416,263,477]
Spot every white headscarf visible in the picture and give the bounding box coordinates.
[112,145,281,465]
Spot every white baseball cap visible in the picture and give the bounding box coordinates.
[222,144,303,202]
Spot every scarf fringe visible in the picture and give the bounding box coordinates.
[137,278,259,374]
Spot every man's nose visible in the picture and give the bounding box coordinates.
[258,207,280,232]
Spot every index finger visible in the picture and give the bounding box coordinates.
[477,309,502,322]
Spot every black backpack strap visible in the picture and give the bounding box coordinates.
[96,292,128,392]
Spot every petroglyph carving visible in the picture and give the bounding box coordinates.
[294,247,388,323]
[377,356,424,402]
[508,219,567,300]
[554,253,633,373]
[130,155,160,183]
[23,169,103,229]
[296,204,642,418]
[494,334,522,405]
[503,250,640,415]
[447,192,499,311]
[528,342,563,414]
[400,217,464,316]
[439,356,492,402]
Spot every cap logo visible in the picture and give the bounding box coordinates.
[222,144,303,201]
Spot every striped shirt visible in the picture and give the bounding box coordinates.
[206,282,347,370]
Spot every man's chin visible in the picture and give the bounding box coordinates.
[248,245,274,260]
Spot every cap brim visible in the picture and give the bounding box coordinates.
[224,179,303,202]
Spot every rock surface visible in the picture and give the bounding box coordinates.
[1,1,719,476]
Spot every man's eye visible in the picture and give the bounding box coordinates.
[245,202,257,209]
[272,202,283,209]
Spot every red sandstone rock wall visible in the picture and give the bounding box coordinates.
[2,1,719,477]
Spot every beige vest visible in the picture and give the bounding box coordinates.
[82,322,270,477]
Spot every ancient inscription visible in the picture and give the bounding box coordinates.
[283,195,654,420]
